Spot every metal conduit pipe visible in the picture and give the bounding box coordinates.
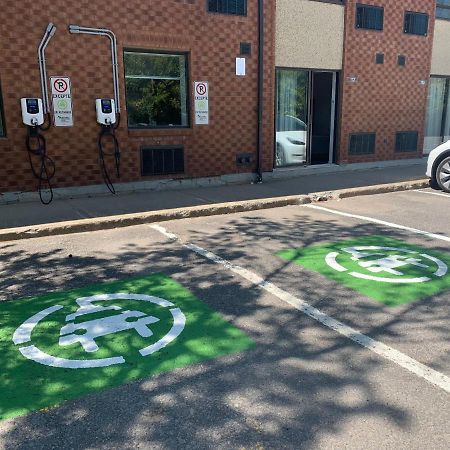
[68,25,120,113]
[256,0,264,183]
[38,23,56,114]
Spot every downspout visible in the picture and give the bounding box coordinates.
[38,23,56,115]
[68,25,120,114]
[255,0,264,183]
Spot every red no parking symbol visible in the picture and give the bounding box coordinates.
[53,78,68,93]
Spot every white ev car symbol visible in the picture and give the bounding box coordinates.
[59,310,160,353]
[12,293,186,369]
[325,246,447,283]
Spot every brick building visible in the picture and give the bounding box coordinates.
[0,0,275,199]
[275,0,450,168]
[1,1,450,201]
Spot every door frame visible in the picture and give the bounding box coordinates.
[274,67,339,168]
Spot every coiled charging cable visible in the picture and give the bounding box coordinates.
[98,115,121,194]
[25,124,55,205]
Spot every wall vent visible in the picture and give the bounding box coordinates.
[375,53,384,64]
[349,133,376,155]
[141,146,184,176]
[240,42,251,55]
[395,131,418,152]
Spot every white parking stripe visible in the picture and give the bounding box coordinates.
[413,189,450,199]
[306,204,450,243]
[150,224,450,395]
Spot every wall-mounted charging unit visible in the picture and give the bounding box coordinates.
[96,98,120,194]
[21,97,55,204]
[21,98,44,127]
[96,98,116,125]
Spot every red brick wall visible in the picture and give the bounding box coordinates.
[338,0,435,163]
[0,0,275,193]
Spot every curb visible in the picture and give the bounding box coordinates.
[0,178,430,242]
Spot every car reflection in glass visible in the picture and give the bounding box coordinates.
[276,115,307,167]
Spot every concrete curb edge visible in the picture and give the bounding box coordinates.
[0,178,430,242]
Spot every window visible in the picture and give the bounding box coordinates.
[208,0,247,16]
[0,82,5,137]
[437,1,450,20]
[404,12,429,36]
[124,51,189,129]
[425,77,450,154]
[349,133,376,155]
[355,4,384,31]
[395,132,418,152]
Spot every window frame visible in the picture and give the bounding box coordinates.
[0,79,5,138]
[123,49,191,130]
[207,0,248,17]
[437,2,450,21]
[355,4,384,32]
[403,11,429,36]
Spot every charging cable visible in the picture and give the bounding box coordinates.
[25,125,55,205]
[98,116,121,194]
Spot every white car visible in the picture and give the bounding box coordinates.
[426,140,450,192]
[276,116,307,166]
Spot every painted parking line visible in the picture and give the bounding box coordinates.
[306,204,450,243]
[413,189,450,199]
[150,224,450,395]
[0,274,253,420]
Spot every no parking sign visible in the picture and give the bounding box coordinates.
[50,76,73,127]
[194,81,209,125]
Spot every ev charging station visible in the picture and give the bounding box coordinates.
[20,23,57,205]
[20,22,122,204]
[69,24,122,195]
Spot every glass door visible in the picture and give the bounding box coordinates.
[275,68,337,167]
[275,69,309,167]
[424,77,447,155]
[310,71,336,165]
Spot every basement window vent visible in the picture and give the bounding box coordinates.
[141,146,184,176]
[355,4,384,31]
[395,131,418,153]
[404,11,428,36]
[349,133,376,155]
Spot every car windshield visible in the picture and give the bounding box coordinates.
[277,115,306,132]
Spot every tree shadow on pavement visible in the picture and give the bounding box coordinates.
[0,209,448,449]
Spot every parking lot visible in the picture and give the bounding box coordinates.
[1,187,450,449]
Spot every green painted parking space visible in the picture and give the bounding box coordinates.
[0,274,253,420]
[277,236,450,306]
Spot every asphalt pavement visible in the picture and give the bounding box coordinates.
[1,187,449,449]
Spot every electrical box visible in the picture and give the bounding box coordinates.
[21,98,44,126]
[96,99,116,125]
